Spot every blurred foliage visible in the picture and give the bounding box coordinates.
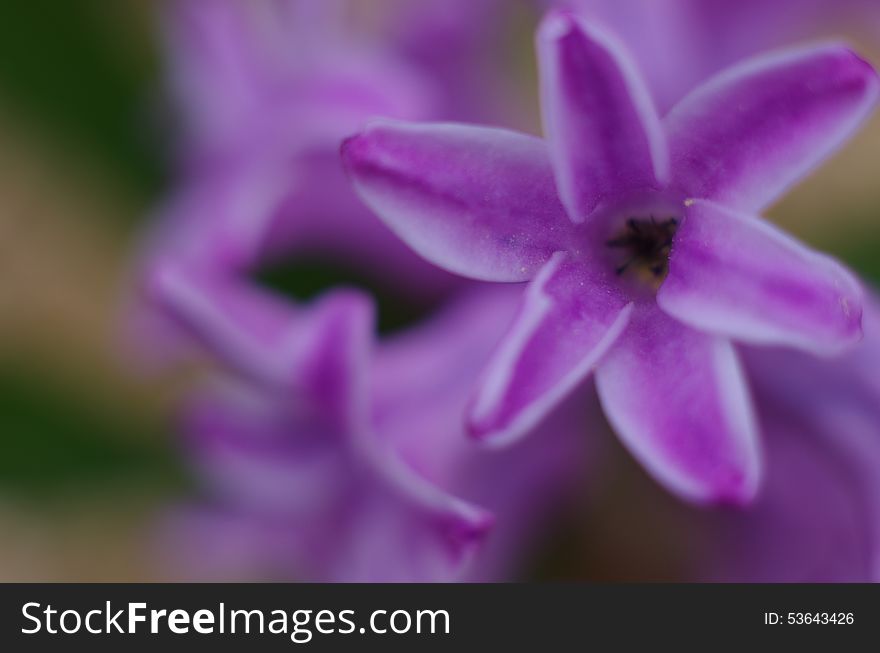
[0,0,163,203]
[0,369,183,499]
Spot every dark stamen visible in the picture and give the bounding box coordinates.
[606,216,679,289]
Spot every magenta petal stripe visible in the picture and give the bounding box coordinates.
[537,10,669,224]
[342,119,573,282]
[595,304,762,505]
[666,44,880,211]
[659,199,863,356]
[468,252,632,446]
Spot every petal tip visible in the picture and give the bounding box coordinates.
[339,131,365,171]
[713,468,762,508]
[340,119,397,168]
[836,46,880,101]
[673,459,762,508]
[808,44,880,108]
[820,297,865,356]
[441,509,495,566]
[464,413,497,442]
[465,411,526,449]
[537,9,578,43]
[651,454,763,508]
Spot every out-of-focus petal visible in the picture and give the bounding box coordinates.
[697,412,874,582]
[158,508,305,581]
[342,119,574,282]
[163,0,264,149]
[181,381,495,583]
[349,437,495,582]
[595,304,762,505]
[391,0,521,125]
[373,287,589,580]
[553,0,711,113]
[150,263,373,422]
[164,0,435,157]
[735,301,880,579]
[139,157,293,275]
[666,44,880,211]
[536,10,668,223]
[468,252,632,445]
[658,199,863,356]
[182,383,352,513]
[253,148,462,298]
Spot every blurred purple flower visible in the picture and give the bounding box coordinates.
[342,10,878,505]
[553,0,880,112]
[131,0,466,362]
[152,267,586,581]
[389,0,528,126]
[693,299,880,581]
[164,0,432,162]
[134,0,590,583]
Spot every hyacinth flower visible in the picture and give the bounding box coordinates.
[550,0,880,113]
[342,10,880,505]
[693,299,880,581]
[152,265,586,581]
[135,0,457,354]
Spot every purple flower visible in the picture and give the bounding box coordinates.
[132,0,462,360]
[163,0,434,162]
[692,298,880,581]
[553,0,880,112]
[152,266,586,581]
[138,1,590,582]
[151,0,435,275]
[341,10,879,504]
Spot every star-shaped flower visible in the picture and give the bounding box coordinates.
[342,10,879,504]
[152,265,585,581]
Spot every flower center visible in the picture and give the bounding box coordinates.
[606,216,678,290]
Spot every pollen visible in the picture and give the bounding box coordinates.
[606,216,679,290]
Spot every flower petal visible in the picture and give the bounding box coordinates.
[341,119,574,282]
[181,383,495,582]
[352,436,495,582]
[536,10,668,223]
[372,287,588,580]
[595,305,762,505]
[658,199,863,356]
[697,411,874,582]
[182,382,352,515]
[150,263,373,422]
[164,0,263,149]
[665,44,880,211]
[467,252,633,445]
[140,156,293,275]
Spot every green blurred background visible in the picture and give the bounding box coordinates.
[0,1,878,581]
[0,1,178,580]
